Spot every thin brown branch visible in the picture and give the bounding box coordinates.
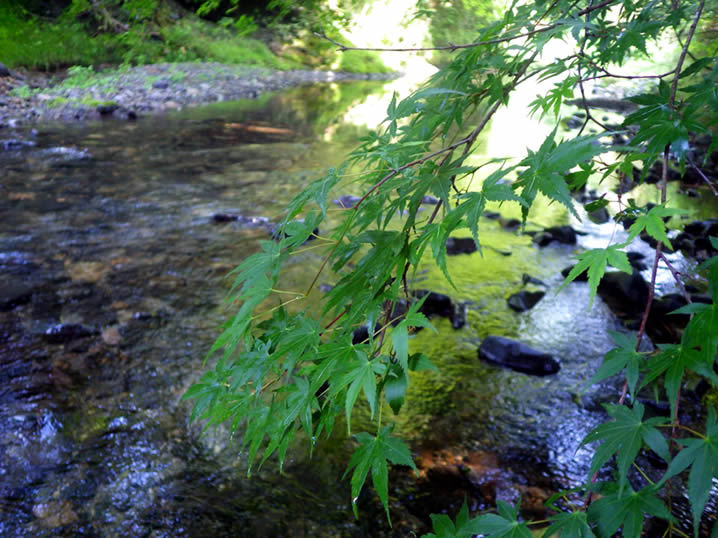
[659,252,692,303]
[687,158,718,196]
[579,57,676,80]
[577,2,612,135]
[621,0,706,408]
[669,0,706,109]
[318,0,611,55]
[577,0,617,16]
[316,24,560,53]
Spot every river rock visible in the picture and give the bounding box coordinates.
[96,103,119,116]
[211,213,239,223]
[561,264,588,281]
[446,237,477,255]
[413,290,466,329]
[597,270,649,319]
[478,336,560,376]
[32,501,78,529]
[532,225,577,246]
[522,274,547,287]
[507,290,545,313]
[684,218,718,238]
[42,323,95,344]
[0,279,34,311]
[627,251,648,271]
[499,217,521,231]
[587,205,610,224]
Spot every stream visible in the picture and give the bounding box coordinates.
[1,79,717,536]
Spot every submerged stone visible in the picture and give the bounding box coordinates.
[478,336,560,376]
[42,323,95,344]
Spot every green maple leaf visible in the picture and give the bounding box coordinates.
[467,500,532,537]
[658,407,718,537]
[423,499,487,538]
[587,484,673,537]
[626,205,685,249]
[423,500,532,538]
[344,425,417,521]
[580,402,670,492]
[585,331,642,397]
[330,351,381,433]
[515,126,608,222]
[542,510,595,537]
[559,246,632,306]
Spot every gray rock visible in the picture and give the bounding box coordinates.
[597,270,649,318]
[507,290,545,313]
[478,336,560,376]
[42,323,95,344]
[446,237,477,255]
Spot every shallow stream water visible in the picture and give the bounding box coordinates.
[1,80,716,536]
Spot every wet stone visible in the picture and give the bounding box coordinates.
[533,225,577,246]
[507,290,545,313]
[32,500,78,529]
[597,270,650,319]
[478,336,560,376]
[42,323,95,344]
[446,237,478,255]
[0,279,34,311]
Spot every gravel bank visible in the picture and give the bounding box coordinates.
[0,62,396,127]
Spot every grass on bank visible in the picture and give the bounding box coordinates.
[0,6,291,71]
[0,5,390,75]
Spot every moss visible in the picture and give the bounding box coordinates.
[47,96,69,107]
[62,406,110,443]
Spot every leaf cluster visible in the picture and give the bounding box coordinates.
[184,0,718,534]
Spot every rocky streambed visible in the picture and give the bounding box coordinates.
[0,61,396,127]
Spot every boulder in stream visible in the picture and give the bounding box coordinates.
[597,270,649,319]
[478,336,560,376]
[507,290,545,313]
[414,290,466,329]
[532,225,578,246]
[446,237,478,255]
[211,213,239,223]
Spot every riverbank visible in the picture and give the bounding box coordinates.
[0,62,398,128]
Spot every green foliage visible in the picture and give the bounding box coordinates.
[185,0,718,534]
[587,484,673,537]
[0,4,113,70]
[659,407,718,535]
[560,246,632,306]
[0,1,309,71]
[419,0,499,67]
[344,425,417,520]
[581,402,671,493]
